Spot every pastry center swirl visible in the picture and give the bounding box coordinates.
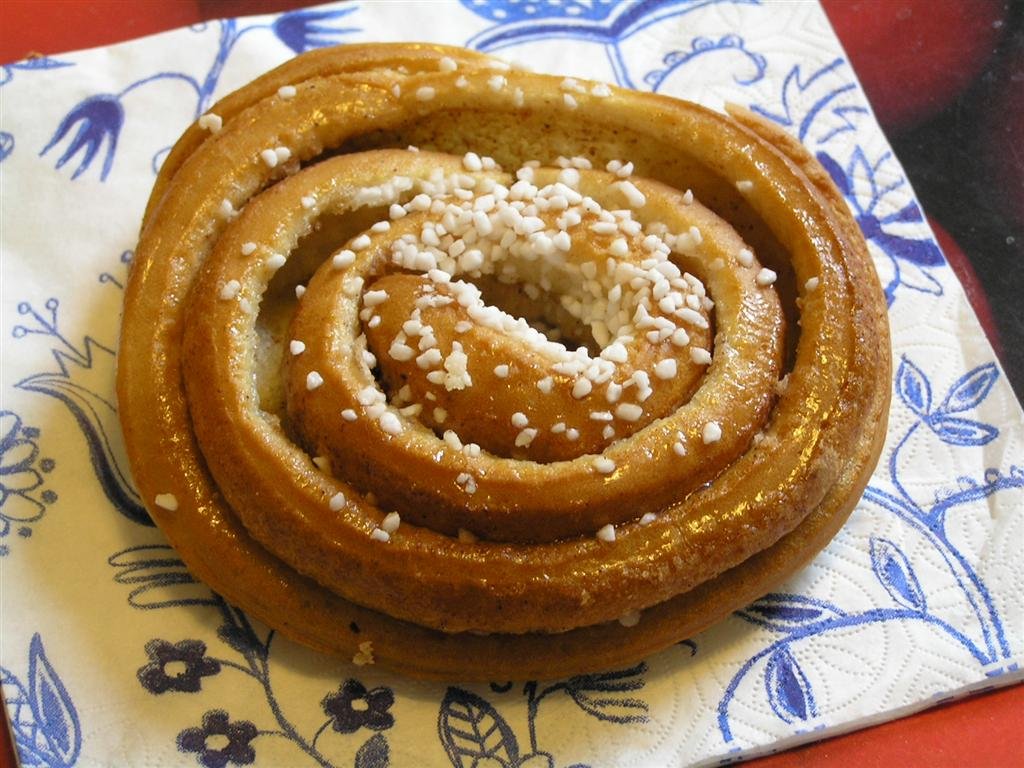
[239,151,787,543]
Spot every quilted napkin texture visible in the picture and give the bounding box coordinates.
[1,2,1022,766]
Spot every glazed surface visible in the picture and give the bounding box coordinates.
[118,43,891,678]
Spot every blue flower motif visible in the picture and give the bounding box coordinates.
[322,679,394,734]
[0,412,42,508]
[40,95,124,181]
[0,410,56,550]
[817,148,944,304]
[178,710,257,768]
[749,57,940,304]
[138,639,221,694]
[272,7,360,54]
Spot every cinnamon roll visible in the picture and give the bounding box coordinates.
[118,43,891,679]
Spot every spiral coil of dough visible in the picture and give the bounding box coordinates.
[118,43,891,679]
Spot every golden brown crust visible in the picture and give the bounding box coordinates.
[118,44,890,679]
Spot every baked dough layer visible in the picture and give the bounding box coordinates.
[118,43,890,679]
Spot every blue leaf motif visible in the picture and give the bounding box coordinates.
[927,415,999,447]
[891,257,945,299]
[763,647,816,724]
[870,537,927,612]
[2,666,46,766]
[13,299,150,527]
[737,593,846,632]
[0,131,13,162]
[17,370,150,526]
[563,662,649,724]
[888,201,925,223]
[214,602,268,662]
[750,59,866,144]
[816,151,849,196]
[896,357,931,417]
[355,733,390,768]
[1,57,74,88]
[867,227,945,268]
[11,56,74,71]
[271,7,360,54]
[438,687,518,768]
[937,363,999,414]
[515,753,555,768]
[28,634,81,767]
[108,545,218,609]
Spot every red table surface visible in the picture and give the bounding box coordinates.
[0,2,1019,767]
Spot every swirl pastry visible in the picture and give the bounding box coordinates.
[118,43,891,679]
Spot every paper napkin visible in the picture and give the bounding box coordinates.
[1,2,1021,766]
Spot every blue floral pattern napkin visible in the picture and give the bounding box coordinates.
[2,2,1021,766]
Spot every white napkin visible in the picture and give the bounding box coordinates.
[2,2,1021,767]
